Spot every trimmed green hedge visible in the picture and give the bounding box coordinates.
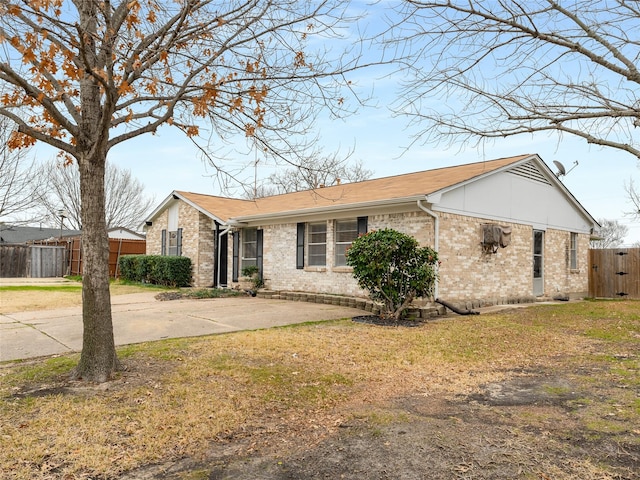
[119,255,192,287]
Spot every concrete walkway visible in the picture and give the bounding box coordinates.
[0,288,364,362]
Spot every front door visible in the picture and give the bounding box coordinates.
[533,230,544,296]
[214,231,228,287]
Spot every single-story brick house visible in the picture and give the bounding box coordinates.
[143,154,598,304]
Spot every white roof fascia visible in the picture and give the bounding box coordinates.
[426,154,598,228]
[175,192,227,225]
[424,154,540,201]
[539,160,599,228]
[230,196,425,224]
[140,192,177,230]
[142,191,226,228]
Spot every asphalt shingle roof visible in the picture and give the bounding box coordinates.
[176,155,532,222]
[0,226,81,244]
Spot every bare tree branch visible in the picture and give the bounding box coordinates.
[0,119,44,225]
[35,159,154,231]
[624,178,640,221]
[385,0,640,158]
[590,218,629,248]
[249,152,373,198]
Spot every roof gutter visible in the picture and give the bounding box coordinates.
[417,199,439,300]
[230,196,426,224]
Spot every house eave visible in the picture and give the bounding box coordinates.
[229,195,427,224]
[141,191,227,230]
[426,154,598,230]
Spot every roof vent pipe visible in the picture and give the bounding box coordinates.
[417,199,439,300]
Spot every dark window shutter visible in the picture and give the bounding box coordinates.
[161,229,166,255]
[296,222,305,269]
[176,228,183,256]
[232,231,239,282]
[256,229,264,279]
[357,216,368,236]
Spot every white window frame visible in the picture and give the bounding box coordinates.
[241,228,258,270]
[570,232,578,270]
[334,219,358,267]
[168,230,179,256]
[307,222,327,266]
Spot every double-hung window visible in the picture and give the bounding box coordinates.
[168,231,179,256]
[162,203,182,256]
[334,219,358,266]
[569,233,578,270]
[161,228,182,256]
[307,222,327,266]
[242,228,258,269]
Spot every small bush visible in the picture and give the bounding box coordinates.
[241,265,264,289]
[346,228,438,320]
[119,255,192,287]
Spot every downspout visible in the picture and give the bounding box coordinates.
[417,199,439,299]
[216,224,232,288]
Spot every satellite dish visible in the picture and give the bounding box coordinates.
[553,160,579,178]
[553,160,566,177]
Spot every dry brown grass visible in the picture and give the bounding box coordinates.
[0,282,169,313]
[0,300,638,479]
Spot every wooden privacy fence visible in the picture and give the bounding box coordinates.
[0,244,29,277]
[0,244,67,278]
[589,248,640,299]
[68,237,146,278]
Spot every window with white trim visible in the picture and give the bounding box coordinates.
[570,233,578,270]
[334,219,358,266]
[307,222,327,266]
[168,231,179,256]
[242,228,257,269]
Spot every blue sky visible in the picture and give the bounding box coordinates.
[32,1,640,245]
[100,101,640,245]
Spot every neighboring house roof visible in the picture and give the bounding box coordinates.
[144,154,597,228]
[0,225,82,244]
[108,227,146,240]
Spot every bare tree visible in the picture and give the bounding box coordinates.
[37,160,154,231]
[0,0,364,382]
[386,1,640,159]
[248,154,373,198]
[590,218,628,249]
[625,178,640,222]
[0,119,43,224]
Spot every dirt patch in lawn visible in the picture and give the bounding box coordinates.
[119,368,638,480]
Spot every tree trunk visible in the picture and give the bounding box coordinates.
[71,152,119,382]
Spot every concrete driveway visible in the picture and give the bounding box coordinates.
[0,290,364,362]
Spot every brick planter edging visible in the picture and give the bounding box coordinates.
[255,290,537,320]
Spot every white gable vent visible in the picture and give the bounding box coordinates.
[507,161,551,185]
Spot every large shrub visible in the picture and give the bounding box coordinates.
[119,255,192,287]
[346,229,438,320]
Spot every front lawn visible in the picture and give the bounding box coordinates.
[1,300,638,479]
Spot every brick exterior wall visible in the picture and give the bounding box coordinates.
[436,213,588,301]
[148,200,589,301]
[229,208,588,303]
[436,213,532,300]
[145,201,215,287]
[227,210,436,297]
[543,228,589,297]
[145,209,167,256]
